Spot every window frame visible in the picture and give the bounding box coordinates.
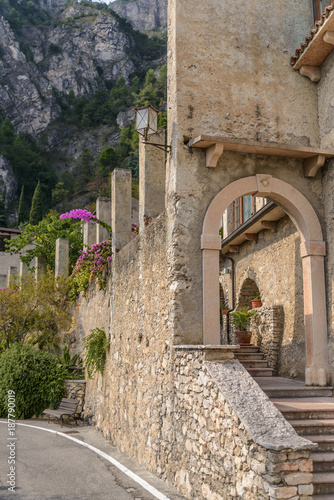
[233,195,257,230]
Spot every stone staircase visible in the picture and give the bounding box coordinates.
[234,344,274,377]
[256,376,334,499]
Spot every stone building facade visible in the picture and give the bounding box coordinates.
[70,0,334,498]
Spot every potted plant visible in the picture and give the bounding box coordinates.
[231,308,258,344]
[221,301,229,316]
[250,292,262,309]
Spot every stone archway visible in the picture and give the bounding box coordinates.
[201,174,328,386]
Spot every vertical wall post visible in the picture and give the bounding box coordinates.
[83,220,97,248]
[7,266,17,286]
[55,238,69,278]
[139,129,166,232]
[34,257,46,282]
[111,168,132,254]
[19,261,29,280]
[96,197,112,243]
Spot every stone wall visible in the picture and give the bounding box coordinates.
[250,306,284,374]
[64,380,86,418]
[71,212,315,499]
[220,216,306,380]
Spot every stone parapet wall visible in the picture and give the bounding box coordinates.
[172,350,313,499]
[250,306,284,374]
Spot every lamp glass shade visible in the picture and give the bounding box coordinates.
[136,107,149,136]
[147,106,158,135]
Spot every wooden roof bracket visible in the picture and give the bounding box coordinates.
[299,65,321,82]
[206,143,224,167]
[303,154,326,177]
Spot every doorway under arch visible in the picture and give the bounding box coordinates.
[201,174,328,386]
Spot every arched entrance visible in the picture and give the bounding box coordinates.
[201,174,328,386]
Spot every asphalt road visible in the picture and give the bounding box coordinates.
[0,420,185,500]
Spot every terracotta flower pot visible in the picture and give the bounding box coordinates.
[251,299,262,309]
[221,309,228,315]
[236,330,251,345]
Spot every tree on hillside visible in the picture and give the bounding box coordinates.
[6,210,83,272]
[17,185,28,226]
[29,180,43,225]
[0,184,7,227]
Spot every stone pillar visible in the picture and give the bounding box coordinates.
[34,257,46,282]
[111,168,132,253]
[7,266,17,286]
[19,261,29,280]
[139,129,166,232]
[96,197,112,243]
[300,240,329,386]
[83,221,97,248]
[201,234,222,345]
[55,238,69,278]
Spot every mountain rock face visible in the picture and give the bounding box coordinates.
[112,0,167,32]
[0,4,137,136]
[0,155,16,206]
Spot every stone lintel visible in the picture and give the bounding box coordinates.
[299,65,321,82]
[300,240,326,258]
[303,154,326,177]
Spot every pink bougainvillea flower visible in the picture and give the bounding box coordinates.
[60,209,96,224]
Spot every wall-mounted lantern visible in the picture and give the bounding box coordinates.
[134,104,170,153]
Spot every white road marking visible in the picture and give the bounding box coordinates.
[0,421,171,500]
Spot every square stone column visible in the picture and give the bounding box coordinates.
[139,129,166,232]
[111,168,132,253]
[83,220,97,248]
[55,238,69,278]
[19,261,29,280]
[96,197,112,243]
[34,257,46,282]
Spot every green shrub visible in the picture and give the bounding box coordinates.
[0,345,67,419]
[83,327,109,379]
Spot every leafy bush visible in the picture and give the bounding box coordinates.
[0,344,67,419]
[83,327,109,379]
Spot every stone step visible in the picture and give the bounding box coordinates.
[236,345,261,353]
[305,435,334,452]
[257,377,333,399]
[245,367,273,377]
[239,360,270,368]
[234,353,264,360]
[312,452,334,472]
[313,495,334,500]
[272,398,334,420]
[313,472,334,495]
[289,419,334,435]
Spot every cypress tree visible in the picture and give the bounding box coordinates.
[17,185,27,226]
[29,181,43,225]
[0,184,7,227]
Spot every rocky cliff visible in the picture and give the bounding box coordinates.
[0,0,166,220]
[112,0,167,32]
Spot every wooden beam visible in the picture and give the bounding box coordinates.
[228,246,239,253]
[261,221,277,232]
[303,154,326,177]
[299,65,321,82]
[205,143,224,168]
[323,31,334,45]
[245,233,258,243]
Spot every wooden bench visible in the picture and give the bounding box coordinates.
[43,398,79,427]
